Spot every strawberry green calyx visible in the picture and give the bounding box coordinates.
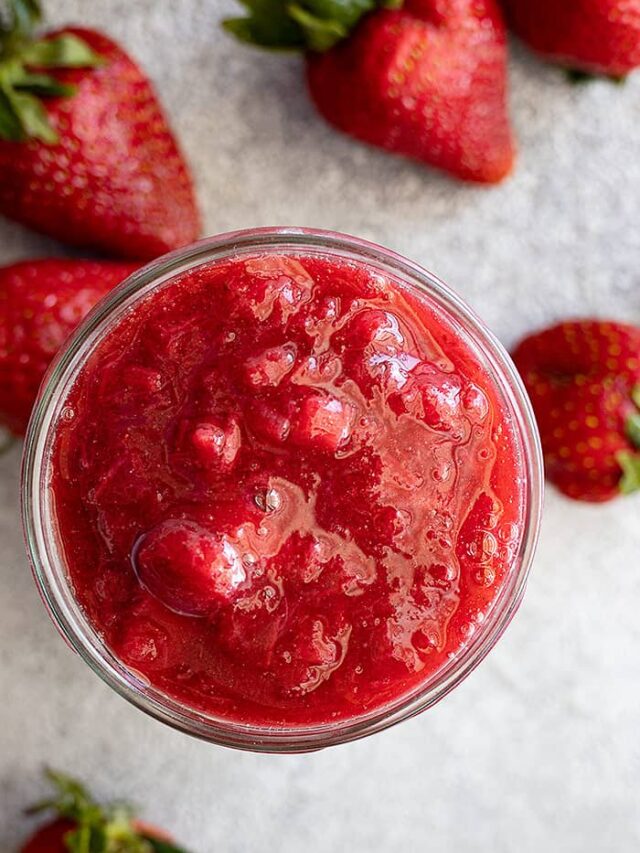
[26,769,190,853]
[618,451,640,496]
[619,387,640,494]
[626,411,640,449]
[223,0,403,52]
[0,0,103,143]
[624,386,640,449]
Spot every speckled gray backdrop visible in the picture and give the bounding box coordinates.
[1,1,640,850]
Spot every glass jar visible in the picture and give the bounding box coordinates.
[22,227,544,752]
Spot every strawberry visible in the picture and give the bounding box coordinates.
[512,320,640,502]
[0,1,201,260]
[224,0,515,183]
[134,519,247,616]
[501,0,640,77]
[0,258,137,435]
[21,769,190,852]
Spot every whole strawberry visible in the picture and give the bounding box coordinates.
[513,320,640,502]
[0,1,201,260]
[21,769,190,852]
[225,0,515,183]
[0,258,137,434]
[501,0,640,77]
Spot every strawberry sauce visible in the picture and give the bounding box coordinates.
[49,253,526,726]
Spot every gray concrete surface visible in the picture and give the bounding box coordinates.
[1,1,640,850]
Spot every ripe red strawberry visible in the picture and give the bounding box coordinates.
[0,1,201,260]
[225,0,515,183]
[0,258,137,435]
[21,769,190,852]
[513,320,640,502]
[501,0,640,77]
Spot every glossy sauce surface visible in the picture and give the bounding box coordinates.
[50,253,525,726]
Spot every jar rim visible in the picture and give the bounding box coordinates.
[21,227,544,753]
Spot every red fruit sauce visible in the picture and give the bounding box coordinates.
[50,253,525,726]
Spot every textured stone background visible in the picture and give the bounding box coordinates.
[1,2,640,850]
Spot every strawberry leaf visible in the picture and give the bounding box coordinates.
[0,2,105,143]
[224,0,402,51]
[618,451,640,495]
[4,83,56,140]
[63,823,101,853]
[290,0,378,50]
[22,33,104,68]
[13,69,75,96]
[632,385,640,410]
[626,412,640,449]
[39,769,101,820]
[287,4,348,51]
[0,85,24,139]
[2,0,41,39]
[26,770,194,853]
[223,0,305,49]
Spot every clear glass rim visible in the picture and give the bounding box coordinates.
[21,227,544,753]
